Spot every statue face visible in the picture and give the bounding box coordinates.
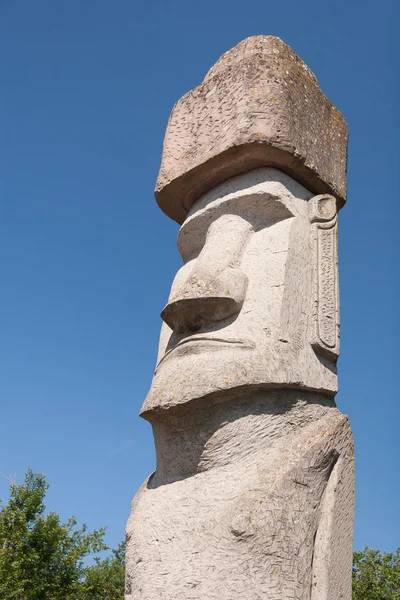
[141,168,339,418]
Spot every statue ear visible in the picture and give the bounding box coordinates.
[308,195,340,361]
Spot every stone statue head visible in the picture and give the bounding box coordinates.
[141,168,340,417]
[140,36,347,419]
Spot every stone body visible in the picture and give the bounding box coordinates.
[127,392,354,600]
[126,36,354,600]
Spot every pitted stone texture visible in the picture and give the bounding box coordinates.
[141,169,339,418]
[126,391,355,600]
[156,35,348,224]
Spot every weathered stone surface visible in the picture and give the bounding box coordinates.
[127,390,354,600]
[126,37,353,600]
[141,169,339,418]
[155,35,348,224]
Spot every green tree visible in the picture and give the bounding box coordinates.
[353,546,400,600]
[0,469,124,599]
[79,542,125,600]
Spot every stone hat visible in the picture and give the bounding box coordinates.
[155,35,348,224]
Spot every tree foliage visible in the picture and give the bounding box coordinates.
[79,542,126,600]
[352,546,400,600]
[0,469,124,599]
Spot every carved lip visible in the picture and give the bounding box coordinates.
[156,335,254,369]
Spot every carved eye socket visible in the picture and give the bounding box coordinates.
[178,194,293,262]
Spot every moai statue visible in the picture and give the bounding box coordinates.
[126,36,354,600]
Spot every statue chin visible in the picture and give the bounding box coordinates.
[140,342,337,419]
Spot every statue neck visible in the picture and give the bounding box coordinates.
[149,389,336,484]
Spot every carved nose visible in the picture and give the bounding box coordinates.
[161,268,248,333]
[161,215,252,334]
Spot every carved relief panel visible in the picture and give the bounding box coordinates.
[308,195,340,360]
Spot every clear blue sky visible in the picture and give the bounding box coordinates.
[0,0,398,554]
